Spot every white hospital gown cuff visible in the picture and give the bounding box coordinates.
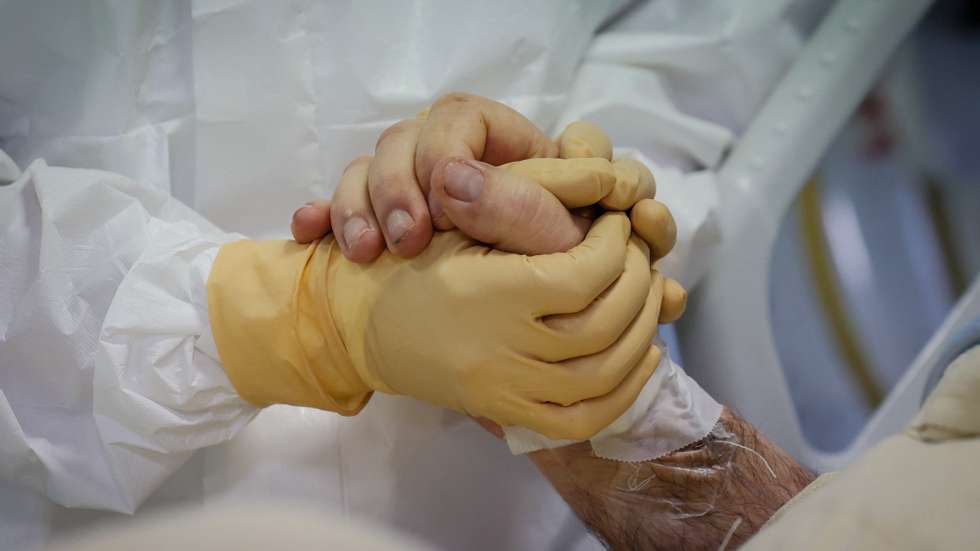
[95,227,256,457]
[504,341,723,461]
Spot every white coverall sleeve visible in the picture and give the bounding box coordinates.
[0,158,256,514]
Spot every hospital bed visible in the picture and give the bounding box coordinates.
[677,0,980,472]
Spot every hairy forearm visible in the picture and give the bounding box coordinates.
[529,408,815,550]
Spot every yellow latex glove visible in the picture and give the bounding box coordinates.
[208,213,664,440]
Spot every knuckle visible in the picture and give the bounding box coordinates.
[343,155,373,175]
[334,180,367,205]
[433,91,475,108]
[375,119,419,149]
[370,167,417,198]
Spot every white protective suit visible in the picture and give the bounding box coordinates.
[0,1,801,549]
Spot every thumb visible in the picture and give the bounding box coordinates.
[430,158,590,255]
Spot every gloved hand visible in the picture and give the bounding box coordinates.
[208,213,664,440]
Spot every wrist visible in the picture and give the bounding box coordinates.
[530,407,815,550]
[208,238,372,414]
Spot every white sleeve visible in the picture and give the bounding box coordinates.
[0,158,257,514]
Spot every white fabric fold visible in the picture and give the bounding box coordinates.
[504,342,723,461]
[0,159,255,512]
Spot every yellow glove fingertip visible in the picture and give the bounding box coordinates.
[659,277,687,324]
[558,121,613,160]
[630,198,676,259]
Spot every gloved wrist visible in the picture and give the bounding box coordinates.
[207,237,373,415]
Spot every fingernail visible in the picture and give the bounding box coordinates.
[343,216,369,249]
[427,190,443,220]
[292,205,310,223]
[385,209,414,244]
[444,161,484,202]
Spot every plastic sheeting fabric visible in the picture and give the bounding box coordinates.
[0,160,255,512]
[0,1,802,549]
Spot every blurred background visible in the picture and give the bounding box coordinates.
[767,0,980,451]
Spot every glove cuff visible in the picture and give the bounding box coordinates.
[207,238,372,415]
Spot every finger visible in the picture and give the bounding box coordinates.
[522,274,663,410]
[430,158,589,255]
[291,200,332,243]
[524,344,663,441]
[499,158,616,208]
[521,212,631,315]
[368,119,434,258]
[558,121,612,160]
[427,186,454,231]
[533,235,651,361]
[599,158,656,211]
[630,198,676,261]
[414,93,558,189]
[329,157,386,263]
[659,277,687,324]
